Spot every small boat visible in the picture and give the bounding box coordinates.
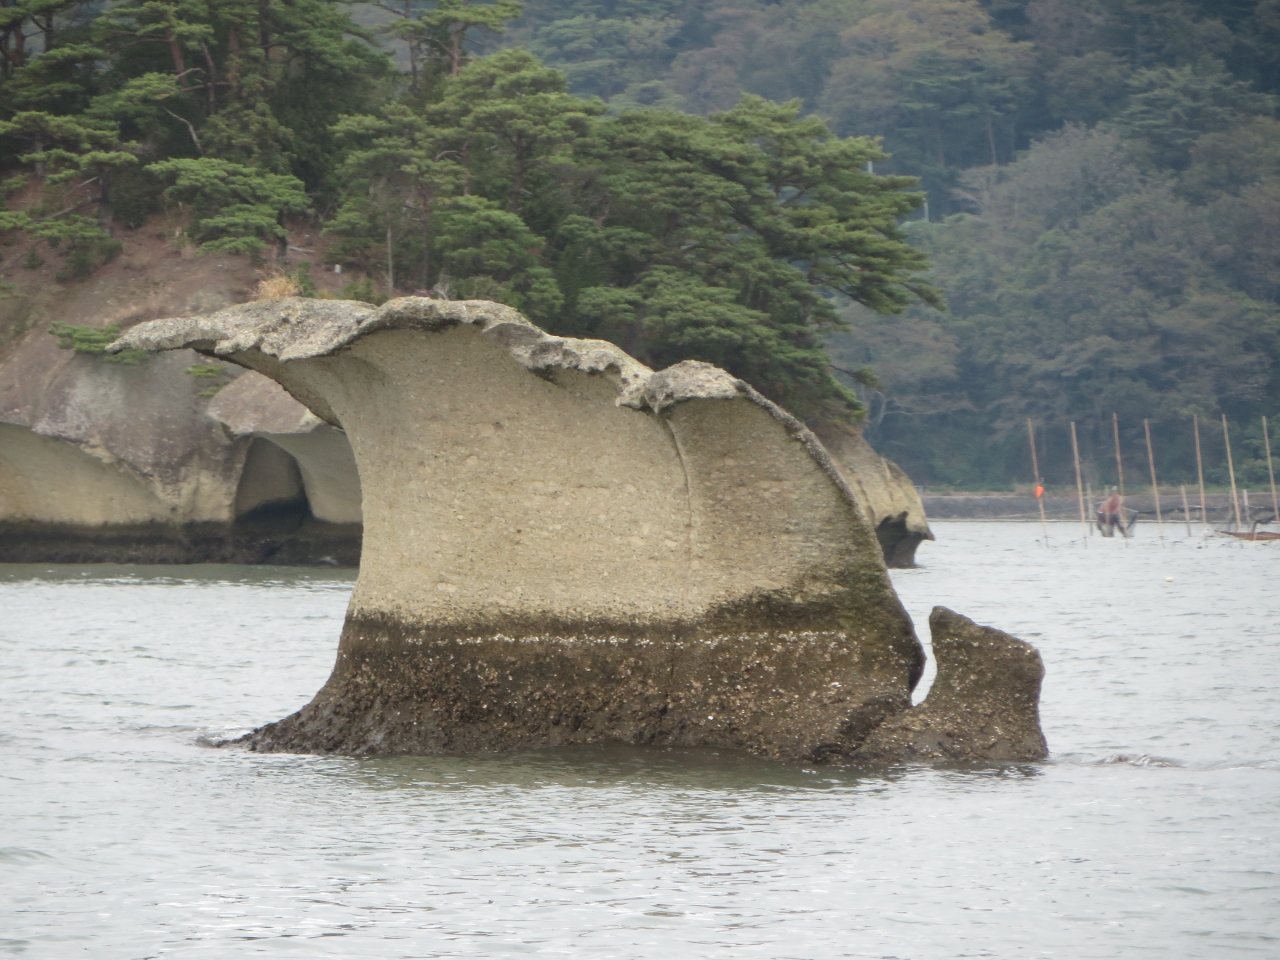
[1218,530,1280,541]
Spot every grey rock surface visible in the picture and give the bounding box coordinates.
[0,268,251,529]
[208,371,362,524]
[206,368,322,436]
[115,297,1048,764]
[857,607,1048,762]
[0,339,246,525]
[811,423,934,567]
[0,300,358,563]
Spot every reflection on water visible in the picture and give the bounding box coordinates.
[1,524,1277,958]
[325,745,1047,794]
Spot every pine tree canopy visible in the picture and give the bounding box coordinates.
[0,0,939,425]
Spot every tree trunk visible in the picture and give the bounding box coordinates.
[420,197,433,287]
[97,175,114,232]
[200,42,218,112]
[386,225,395,297]
[509,163,523,213]
[167,29,187,79]
[450,24,462,75]
[276,212,289,265]
[227,27,241,99]
[259,0,270,54]
[985,114,998,167]
[405,1,419,91]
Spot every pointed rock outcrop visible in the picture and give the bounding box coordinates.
[856,607,1048,762]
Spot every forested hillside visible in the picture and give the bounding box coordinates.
[0,0,932,428]
[501,0,1280,489]
[3,0,1279,487]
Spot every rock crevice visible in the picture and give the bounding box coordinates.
[858,607,1048,762]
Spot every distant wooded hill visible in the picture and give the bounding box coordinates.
[496,0,1280,488]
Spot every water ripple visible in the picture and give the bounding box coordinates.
[1,526,1278,958]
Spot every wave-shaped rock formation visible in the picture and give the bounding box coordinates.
[202,374,932,567]
[113,298,1046,763]
[0,292,925,568]
[210,373,935,566]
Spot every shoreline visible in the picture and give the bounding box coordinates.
[921,492,1261,521]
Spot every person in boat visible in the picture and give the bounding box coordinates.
[1096,488,1131,537]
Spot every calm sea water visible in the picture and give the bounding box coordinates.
[2,522,1277,958]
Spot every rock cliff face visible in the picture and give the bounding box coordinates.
[206,371,363,526]
[0,315,242,525]
[811,424,933,567]
[114,297,1046,764]
[0,305,360,564]
[0,329,242,561]
[0,224,370,563]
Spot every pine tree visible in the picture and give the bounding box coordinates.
[383,0,524,88]
[148,157,308,257]
[560,96,937,421]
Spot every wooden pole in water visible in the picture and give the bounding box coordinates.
[1143,418,1164,536]
[1194,414,1208,533]
[1112,412,1126,499]
[1112,413,1127,539]
[1086,480,1094,535]
[1179,484,1192,536]
[1223,414,1242,530]
[1264,415,1279,527]
[1027,418,1049,543]
[1070,421,1089,545]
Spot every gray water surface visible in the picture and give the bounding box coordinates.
[2,523,1277,958]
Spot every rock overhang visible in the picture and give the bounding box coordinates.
[116,296,807,421]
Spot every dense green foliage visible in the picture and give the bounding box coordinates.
[328,56,934,419]
[6,0,1280,481]
[501,0,1280,486]
[0,0,934,425]
[504,0,1280,205]
[49,321,147,362]
[835,124,1280,488]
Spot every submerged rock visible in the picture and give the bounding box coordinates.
[113,298,1045,763]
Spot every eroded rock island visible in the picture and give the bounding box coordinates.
[112,298,1045,763]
